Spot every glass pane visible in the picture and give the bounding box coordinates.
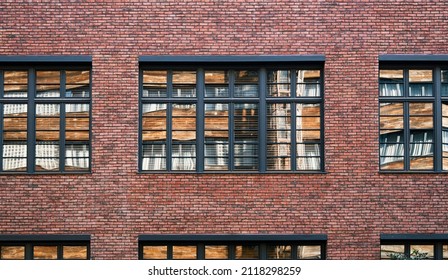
[297,83,320,97]
[380,69,403,82]
[63,246,88,260]
[410,245,434,259]
[66,84,90,97]
[381,245,405,259]
[172,246,197,259]
[298,245,321,259]
[66,70,90,84]
[268,70,290,83]
[443,245,448,260]
[267,245,292,259]
[410,117,433,129]
[380,116,404,130]
[204,143,228,171]
[235,70,258,83]
[380,103,403,116]
[143,84,167,97]
[442,84,448,97]
[380,83,404,97]
[142,144,166,171]
[33,246,58,259]
[297,143,320,157]
[409,103,433,115]
[4,85,28,97]
[65,144,89,171]
[4,71,28,84]
[205,71,228,84]
[380,157,404,170]
[234,84,258,97]
[205,245,229,259]
[297,157,321,170]
[442,70,448,82]
[409,70,432,82]
[235,245,259,259]
[173,85,196,98]
[143,70,167,84]
[142,246,167,259]
[2,144,27,171]
[300,103,320,117]
[267,157,291,170]
[410,156,433,170]
[37,71,60,84]
[409,84,432,97]
[297,70,320,83]
[205,86,229,97]
[268,83,290,97]
[297,117,320,130]
[66,117,89,131]
[173,71,196,84]
[1,246,25,260]
[35,142,59,171]
[172,144,196,170]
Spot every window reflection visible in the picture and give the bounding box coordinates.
[33,246,58,260]
[142,246,168,259]
[172,246,197,259]
[0,246,25,260]
[267,245,292,259]
[205,245,229,259]
[235,245,259,259]
[380,245,405,259]
[298,245,321,259]
[62,246,88,260]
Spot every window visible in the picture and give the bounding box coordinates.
[139,59,324,172]
[0,235,90,260]
[379,65,448,171]
[380,234,448,260]
[0,65,91,173]
[139,234,326,260]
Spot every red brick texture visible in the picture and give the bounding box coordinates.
[1,0,448,259]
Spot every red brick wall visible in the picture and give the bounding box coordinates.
[1,0,448,259]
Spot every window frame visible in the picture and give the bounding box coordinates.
[380,234,448,260]
[139,56,325,173]
[0,234,90,260]
[379,59,448,173]
[0,58,92,174]
[138,234,327,260]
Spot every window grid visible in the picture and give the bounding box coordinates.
[0,67,91,173]
[381,241,446,260]
[0,242,89,260]
[140,66,324,173]
[379,67,448,172]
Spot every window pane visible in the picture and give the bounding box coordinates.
[173,71,196,84]
[410,156,433,170]
[66,70,90,84]
[380,103,403,116]
[235,84,258,97]
[142,144,166,170]
[235,70,258,97]
[3,104,28,141]
[235,245,259,259]
[172,246,197,259]
[205,245,229,259]
[35,142,60,171]
[36,71,60,98]
[409,84,432,97]
[380,69,403,82]
[33,246,58,260]
[205,71,229,84]
[1,246,25,260]
[4,71,28,97]
[297,70,320,83]
[267,245,292,259]
[2,143,27,171]
[143,70,167,84]
[410,245,434,259]
[409,70,432,82]
[380,83,404,97]
[409,103,433,116]
[298,245,321,259]
[443,245,448,260]
[63,246,88,260]
[172,144,196,170]
[381,245,405,259]
[65,144,89,171]
[268,70,290,83]
[380,116,404,130]
[235,70,258,83]
[142,246,167,259]
[380,157,405,170]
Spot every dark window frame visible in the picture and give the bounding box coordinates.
[139,57,325,173]
[0,234,90,260]
[379,60,448,173]
[0,60,92,174]
[138,234,327,260]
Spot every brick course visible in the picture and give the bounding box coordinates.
[1,0,448,259]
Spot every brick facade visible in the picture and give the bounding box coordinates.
[1,0,447,259]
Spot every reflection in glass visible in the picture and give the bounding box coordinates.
[267,245,292,259]
[443,245,448,260]
[33,246,58,259]
[36,71,60,98]
[381,245,405,259]
[235,70,258,97]
[172,246,197,259]
[410,245,434,259]
[235,245,259,259]
[63,246,88,260]
[298,245,321,259]
[4,71,28,97]
[142,144,166,170]
[379,70,404,97]
[65,144,89,171]
[173,71,196,97]
[35,142,60,171]
[409,70,433,97]
[142,246,168,259]
[1,246,25,260]
[205,245,229,259]
[143,71,167,97]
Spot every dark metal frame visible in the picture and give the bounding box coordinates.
[379,60,448,173]
[380,234,448,260]
[139,56,325,173]
[0,234,91,260]
[0,61,92,174]
[138,234,327,260]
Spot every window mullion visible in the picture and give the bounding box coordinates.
[166,71,173,171]
[404,69,410,171]
[59,71,66,172]
[229,71,235,170]
[259,68,267,172]
[28,68,36,173]
[291,71,297,170]
[196,68,205,172]
[434,67,442,171]
[0,71,3,171]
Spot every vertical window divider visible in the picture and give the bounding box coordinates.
[434,67,442,171]
[167,245,173,260]
[28,68,36,173]
[57,244,64,260]
[403,69,410,171]
[228,70,235,170]
[291,244,298,260]
[196,69,205,172]
[197,243,205,259]
[0,71,3,172]
[260,243,267,260]
[291,70,298,170]
[259,68,267,172]
[25,244,33,260]
[166,71,173,171]
[228,244,236,259]
[60,71,66,172]
[138,69,143,172]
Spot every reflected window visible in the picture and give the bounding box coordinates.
[172,246,197,259]
[140,66,323,173]
[381,237,446,260]
[1,67,91,173]
[378,67,448,172]
[205,245,229,259]
[0,246,25,260]
[142,246,168,259]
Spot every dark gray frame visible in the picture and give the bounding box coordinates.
[138,234,327,260]
[0,59,92,174]
[380,234,448,260]
[379,60,448,173]
[139,56,325,173]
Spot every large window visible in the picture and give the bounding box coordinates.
[379,65,448,171]
[140,64,324,172]
[139,235,326,260]
[0,235,90,260]
[0,66,91,173]
[380,234,448,260]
